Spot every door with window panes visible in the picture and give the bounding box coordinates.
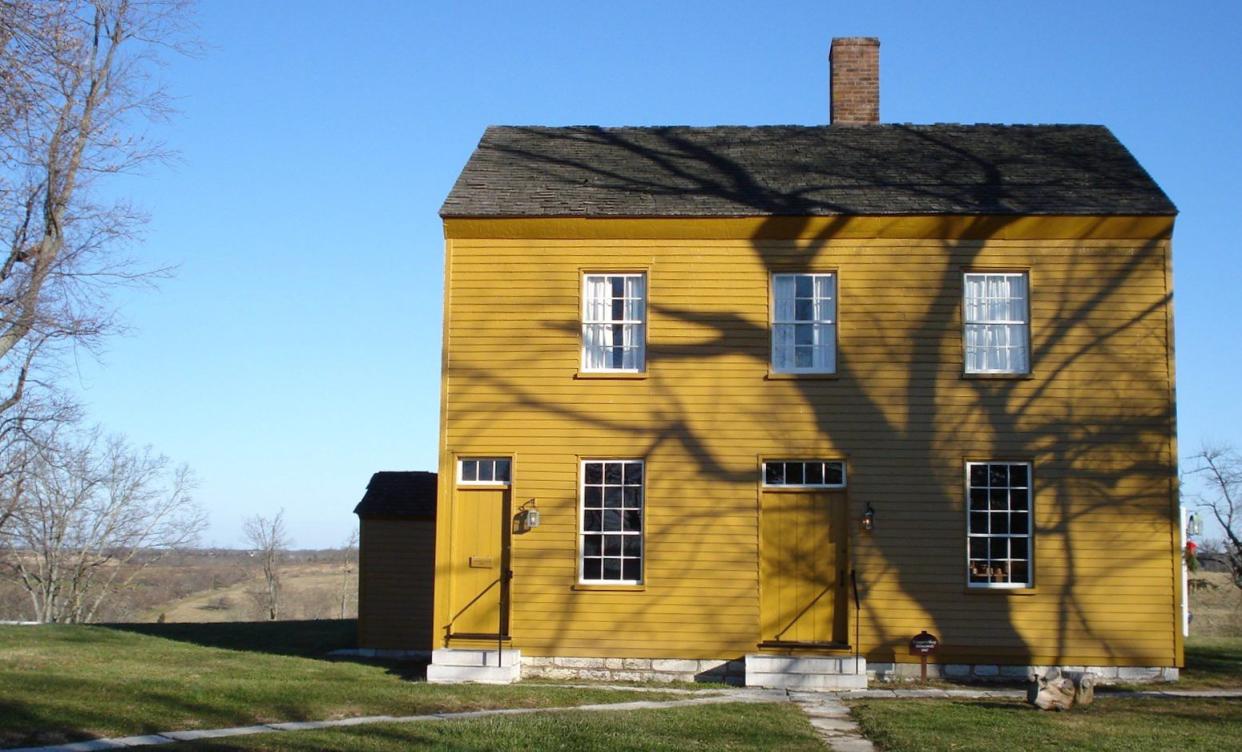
[448,457,512,639]
[758,460,848,646]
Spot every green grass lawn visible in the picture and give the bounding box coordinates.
[1178,636,1242,689]
[150,703,823,752]
[0,623,675,749]
[848,637,1242,752]
[850,696,1242,752]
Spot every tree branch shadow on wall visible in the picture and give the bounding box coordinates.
[447,126,1175,673]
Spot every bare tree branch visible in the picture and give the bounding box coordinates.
[0,0,192,436]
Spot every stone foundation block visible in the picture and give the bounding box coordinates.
[554,657,605,669]
[651,659,700,674]
[1118,667,1163,682]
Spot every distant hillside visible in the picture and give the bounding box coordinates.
[0,548,356,623]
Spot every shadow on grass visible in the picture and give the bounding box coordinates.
[1185,640,1242,682]
[98,620,430,682]
[100,619,358,658]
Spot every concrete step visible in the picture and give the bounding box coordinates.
[427,648,523,684]
[747,655,865,675]
[427,662,521,684]
[747,671,868,690]
[745,654,868,690]
[431,648,521,667]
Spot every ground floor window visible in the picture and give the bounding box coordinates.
[580,460,643,584]
[967,461,1032,588]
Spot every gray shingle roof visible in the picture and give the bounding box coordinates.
[353,471,436,519]
[441,125,1175,218]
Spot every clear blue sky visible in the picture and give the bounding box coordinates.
[72,0,1242,548]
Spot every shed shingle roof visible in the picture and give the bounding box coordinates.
[441,125,1175,218]
[353,471,437,519]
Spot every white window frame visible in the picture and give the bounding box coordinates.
[457,457,512,486]
[963,272,1030,375]
[578,459,644,585]
[761,460,847,489]
[581,273,646,373]
[771,272,837,374]
[965,461,1033,589]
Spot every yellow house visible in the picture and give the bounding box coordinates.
[425,38,1181,687]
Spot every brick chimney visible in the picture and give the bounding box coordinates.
[830,37,879,125]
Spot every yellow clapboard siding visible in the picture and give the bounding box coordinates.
[431,218,1180,669]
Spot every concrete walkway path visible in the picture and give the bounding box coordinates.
[789,691,875,752]
[6,689,787,752]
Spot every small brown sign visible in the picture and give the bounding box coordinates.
[910,630,939,655]
[468,556,493,568]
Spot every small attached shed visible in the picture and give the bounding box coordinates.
[353,471,437,653]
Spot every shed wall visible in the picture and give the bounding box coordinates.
[358,517,435,651]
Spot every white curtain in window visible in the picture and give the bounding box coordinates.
[583,276,609,369]
[815,274,836,321]
[772,275,796,371]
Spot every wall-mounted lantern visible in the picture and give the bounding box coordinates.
[861,502,876,532]
[1187,512,1202,537]
[514,499,541,534]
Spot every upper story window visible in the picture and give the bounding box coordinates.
[967,461,1032,588]
[963,272,1029,375]
[458,457,511,485]
[772,273,836,374]
[583,274,645,372]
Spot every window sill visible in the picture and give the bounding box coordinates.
[575,371,648,380]
[571,584,646,592]
[965,586,1038,596]
[961,372,1033,381]
[766,371,839,381]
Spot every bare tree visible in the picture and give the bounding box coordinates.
[337,527,357,619]
[0,0,194,430]
[244,509,287,621]
[0,427,202,622]
[0,399,78,535]
[1186,444,1242,589]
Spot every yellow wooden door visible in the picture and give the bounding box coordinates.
[759,490,846,645]
[448,487,509,638]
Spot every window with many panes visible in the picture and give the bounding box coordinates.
[582,274,645,372]
[772,273,836,373]
[967,462,1032,588]
[762,460,846,488]
[458,457,511,485]
[963,272,1029,374]
[580,460,643,584]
